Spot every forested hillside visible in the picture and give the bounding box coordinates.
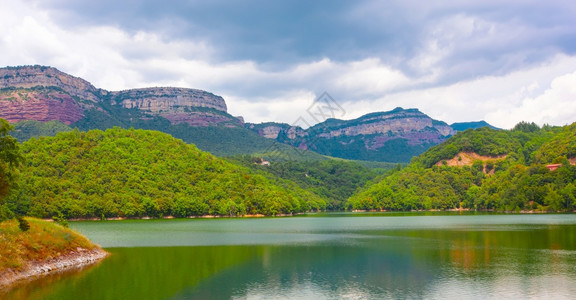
[11,120,73,141]
[4,128,326,219]
[348,122,576,212]
[10,118,327,161]
[228,156,390,209]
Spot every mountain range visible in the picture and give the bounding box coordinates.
[0,65,495,162]
[247,108,460,162]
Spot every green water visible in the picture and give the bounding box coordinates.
[4,213,576,299]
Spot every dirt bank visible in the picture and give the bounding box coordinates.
[0,247,108,289]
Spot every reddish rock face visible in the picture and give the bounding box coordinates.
[0,91,84,125]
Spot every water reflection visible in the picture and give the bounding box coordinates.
[3,215,576,299]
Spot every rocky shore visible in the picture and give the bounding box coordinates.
[0,247,108,289]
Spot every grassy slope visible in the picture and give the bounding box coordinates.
[0,218,99,272]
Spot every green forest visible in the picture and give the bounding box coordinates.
[347,123,576,212]
[2,126,326,219]
[2,117,576,222]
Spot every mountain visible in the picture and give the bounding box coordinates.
[247,107,456,162]
[0,65,241,127]
[1,65,496,163]
[450,121,499,131]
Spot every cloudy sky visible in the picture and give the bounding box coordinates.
[1,0,576,128]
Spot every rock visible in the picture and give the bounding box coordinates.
[0,66,102,103]
[112,87,227,112]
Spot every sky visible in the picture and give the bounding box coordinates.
[1,0,576,129]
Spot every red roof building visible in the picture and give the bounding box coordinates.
[546,164,562,171]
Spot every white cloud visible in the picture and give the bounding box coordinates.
[0,0,213,90]
[225,90,317,127]
[486,71,576,128]
[339,54,576,129]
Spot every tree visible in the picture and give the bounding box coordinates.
[512,121,540,133]
[0,118,22,202]
[1,118,26,229]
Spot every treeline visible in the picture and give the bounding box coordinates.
[3,128,326,219]
[348,123,576,212]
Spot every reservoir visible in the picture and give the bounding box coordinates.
[5,213,576,299]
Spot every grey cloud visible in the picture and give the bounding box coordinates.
[34,0,576,93]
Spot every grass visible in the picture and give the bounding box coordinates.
[0,218,98,272]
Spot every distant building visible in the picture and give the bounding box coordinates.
[546,164,562,171]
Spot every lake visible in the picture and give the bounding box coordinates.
[4,213,576,299]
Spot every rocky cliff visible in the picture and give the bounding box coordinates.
[112,87,227,111]
[0,88,84,125]
[312,108,454,138]
[247,108,456,162]
[0,66,102,103]
[0,65,239,127]
[109,87,237,126]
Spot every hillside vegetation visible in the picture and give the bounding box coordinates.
[4,128,326,219]
[11,120,73,141]
[73,102,312,159]
[0,218,98,272]
[10,118,327,161]
[228,156,388,209]
[348,123,576,212]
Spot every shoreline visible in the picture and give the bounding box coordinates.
[41,209,576,222]
[0,247,108,290]
[351,209,576,213]
[45,212,304,222]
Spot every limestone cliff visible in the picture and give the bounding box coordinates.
[112,87,226,112]
[109,87,238,126]
[0,65,239,127]
[0,66,102,103]
[312,108,454,138]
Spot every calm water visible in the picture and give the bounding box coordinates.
[4,213,576,299]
